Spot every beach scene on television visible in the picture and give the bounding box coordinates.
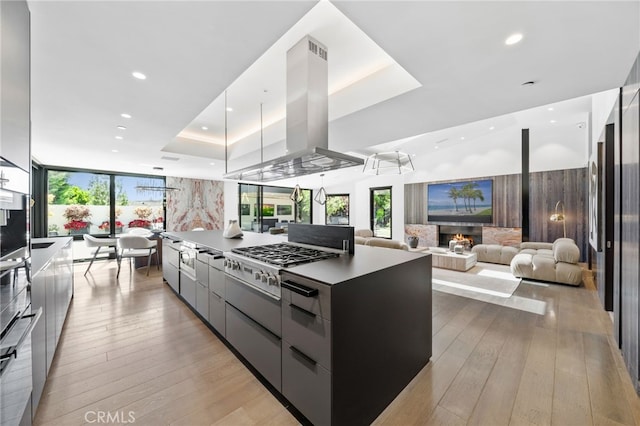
[427,179,493,222]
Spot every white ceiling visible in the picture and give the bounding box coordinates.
[28,1,640,184]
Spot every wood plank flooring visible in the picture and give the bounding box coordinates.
[34,261,640,425]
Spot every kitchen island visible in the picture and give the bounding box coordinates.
[162,230,432,426]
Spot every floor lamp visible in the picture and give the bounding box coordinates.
[549,200,566,238]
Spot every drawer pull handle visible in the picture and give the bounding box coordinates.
[282,280,318,297]
[290,345,317,366]
[289,303,316,318]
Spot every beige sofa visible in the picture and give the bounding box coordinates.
[510,238,582,286]
[354,229,409,251]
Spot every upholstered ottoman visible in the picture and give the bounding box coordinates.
[471,244,519,265]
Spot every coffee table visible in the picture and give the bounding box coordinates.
[427,250,477,272]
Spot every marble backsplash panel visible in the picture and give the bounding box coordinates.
[482,226,522,246]
[405,224,438,247]
[166,177,224,231]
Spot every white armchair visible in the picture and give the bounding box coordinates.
[117,234,158,277]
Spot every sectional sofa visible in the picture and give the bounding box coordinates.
[471,238,583,286]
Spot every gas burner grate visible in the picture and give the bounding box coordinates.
[232,243,339,267]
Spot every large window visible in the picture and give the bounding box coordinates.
[114,175,164,235]
[47,170,111,236]
[325,194,349,225]
[370,187,392,238]
[47,169,165,238]
[238,183,312,232]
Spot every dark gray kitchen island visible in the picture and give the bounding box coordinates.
[162,230,432,426]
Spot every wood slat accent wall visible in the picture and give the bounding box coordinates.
[617,50,640,391]
[405,168,588,259]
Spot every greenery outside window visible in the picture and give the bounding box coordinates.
[46,169,166,238]
[325,194,349,225]
[370,187,392,238]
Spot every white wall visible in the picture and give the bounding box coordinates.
[223,96,597,238]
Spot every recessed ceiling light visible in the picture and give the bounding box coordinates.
[547,107,554,111]
[521,81,535,86]
[435,146,439,150]
[489,126,495,130]
[115,136,123,140]
[550,120,557,123]
[201,126,208,130]
[209,162,215,166]
[117,125,126,130]
[112,149,119,153]
[121,113,132,119]
[505,33,523,45]
[460,136,465,140]
[226,107,233,112]
[132,71,146,80]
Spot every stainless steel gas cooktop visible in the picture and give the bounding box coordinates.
[231,243,339,268]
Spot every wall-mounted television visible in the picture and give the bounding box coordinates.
[427,179,493,223]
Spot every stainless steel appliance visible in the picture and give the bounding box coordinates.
[1,267,42,426]
[178,241,198,278]
[224,243,339,300]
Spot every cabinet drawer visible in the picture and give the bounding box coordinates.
[180,271,196,308]
[163,262,179,293]
[209,266,224,297]
[225,275,281,336]
[226,303,281,391]
[195,280,209,319]
[196,259,208,284]
[209,289,225,337]
[281,272,331,320]
[282,302,331,370]
[282,343,331,426]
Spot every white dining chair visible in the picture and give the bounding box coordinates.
[116,234,158,277]
[83,234,117,276]
[127,227,152,237]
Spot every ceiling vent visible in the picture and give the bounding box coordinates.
[160,156,180,161]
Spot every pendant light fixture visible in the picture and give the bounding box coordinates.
[363,151,414,175]
[290,182,303,203]
[314,173,327,205]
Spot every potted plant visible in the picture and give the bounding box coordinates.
[98,208,123,233]
[63,205,91,235]
[129,206,153,229]
[48,224,59,236]
[406,227,420,249]
[98,220,124,232]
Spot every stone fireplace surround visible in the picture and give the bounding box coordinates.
[404,224,522,248]
[438,225,483,247]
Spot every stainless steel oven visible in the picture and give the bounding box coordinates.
[178,241,197,278]
[1,266,42,426]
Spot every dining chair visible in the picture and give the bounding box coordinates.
[117,234,158,277]
[83,234,117,276]
[127,227,152,237]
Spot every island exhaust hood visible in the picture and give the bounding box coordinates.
[223,36,364,182]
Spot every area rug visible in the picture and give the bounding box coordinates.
[432,262,521,298]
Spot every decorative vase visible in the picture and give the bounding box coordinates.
[454,244,464,254]
[449,240,457,252]
[223,220,243,239]
[408,236,419,249]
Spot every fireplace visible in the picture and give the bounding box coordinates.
[438,225,483,248]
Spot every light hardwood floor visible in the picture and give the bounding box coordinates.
[34,261,640,425]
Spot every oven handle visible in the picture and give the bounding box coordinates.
[0,307,42,377]
[282,280,318,297]
[226,274,281,301]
